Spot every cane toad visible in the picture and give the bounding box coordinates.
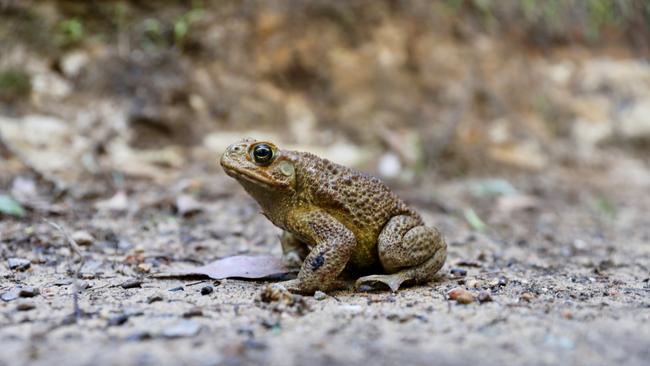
[221,138,447,293]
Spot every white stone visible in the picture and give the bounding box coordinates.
[377,153,401,178]
[618,102,650,138]
[31,72,71,98]
[60,51,89,78]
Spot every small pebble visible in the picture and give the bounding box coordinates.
[477,290,492,303]
[450,268,467,277]
[1,291,18,302]
[53,278,73,286]
[137,263,152,273]
[126,331,152,342]
[466,279,481,289]
[168,286,184,292]
[313,291,327,301]
[20,286,40,297]
[200,285,213,295]
[1,286,39,302]
[147,294,164,304]
[8,258,31,271]
[497,276,509,287]
[120,279,143,289]
[107,314,130,326]
[606,288,619,297]
[72,230,94,246]
[447,287,475,304]
[183,307,203,318]
[520,292,535,302]
[16,302,36,311]
[489,276,509,288]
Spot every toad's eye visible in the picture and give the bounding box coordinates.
[252,143,274,165]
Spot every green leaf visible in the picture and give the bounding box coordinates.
[464,208,487,231]
[58,18,85,45]
[174,19,188,43]
[468,179,518,198]
[0,195,26,217]
[594,196,616,219]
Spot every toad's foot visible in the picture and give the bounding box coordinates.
[355,273,410,292]
[275,279,303,293]
[276,278,349,294]
[357,216,447,292]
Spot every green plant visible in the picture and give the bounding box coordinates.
[58,18,85,46]
[142,17,166,51]
[0,195,26,217]
[173,4,205,48]
[0,70,31,101]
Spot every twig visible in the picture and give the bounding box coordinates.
[185,280,207,287]
[44,219,85,321]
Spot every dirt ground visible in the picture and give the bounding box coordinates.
[3,2,650,365]
[2,150,649,366]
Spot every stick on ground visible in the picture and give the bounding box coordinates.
[44,219,85,321]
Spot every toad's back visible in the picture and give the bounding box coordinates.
[289,151,419,269]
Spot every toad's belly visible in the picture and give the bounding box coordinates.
[347,233,382,273]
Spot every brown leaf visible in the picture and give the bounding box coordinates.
[169,255,296,280]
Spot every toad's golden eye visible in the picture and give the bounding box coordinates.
[252,143,274,165]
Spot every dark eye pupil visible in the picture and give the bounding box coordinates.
[253,144,273,164]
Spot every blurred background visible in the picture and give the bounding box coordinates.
[2,0,650,190]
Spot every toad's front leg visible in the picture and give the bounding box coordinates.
[277,210,356,294]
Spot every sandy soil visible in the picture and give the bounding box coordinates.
[3,2,650,365]
[2,155,649,366]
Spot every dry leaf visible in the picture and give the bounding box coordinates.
[95,191,129,212]
[170,255,296,280]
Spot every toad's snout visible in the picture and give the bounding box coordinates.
[221,144,245,167]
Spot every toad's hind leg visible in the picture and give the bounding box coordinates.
[356,215,447,292]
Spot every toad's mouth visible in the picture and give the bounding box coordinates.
[221,163,288,190]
